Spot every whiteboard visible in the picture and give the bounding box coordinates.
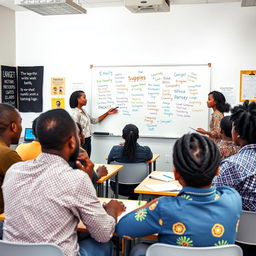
[91,65,210,138]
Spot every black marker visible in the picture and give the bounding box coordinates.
[113,106,119,110]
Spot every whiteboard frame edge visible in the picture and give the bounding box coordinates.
[91,64,211,68]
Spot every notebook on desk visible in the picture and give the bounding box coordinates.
[145,182,181,192]
[24,128,35,142]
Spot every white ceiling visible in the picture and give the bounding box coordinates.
[0,0,241,11]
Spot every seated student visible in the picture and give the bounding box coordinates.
[214,101,256,211]
[16,117,41,161]
[217,116,240,160]
[2,109,125,256]
[116,133,242,256]
[0,103,22,238]
[108,124,153,199]
[70,122,108,188]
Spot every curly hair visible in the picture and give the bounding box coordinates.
[231,100,256,144]
[209,91,230,113]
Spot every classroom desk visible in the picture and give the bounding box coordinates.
[0,198,146,231]
[146,153,160,173]
[95,163,124,198]
[105,153,160,174]
[134,171,181,197]
[0,198,147,256]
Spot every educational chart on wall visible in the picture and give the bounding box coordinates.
[1,66,17,108]
[18,66,44,112]
[91,65,210,138]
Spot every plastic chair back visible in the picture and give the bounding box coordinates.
[236,210,256,245]
[110,161,149,185]
[0,240,64,256]
[146,243,243,256]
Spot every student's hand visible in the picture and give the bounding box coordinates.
[76,157,94,179]
[77,151,89,162]
[196,128,207,134]
[96,165,108,178]
[107,108,118,115]
[119,141,125,146]
[104,200,126,220]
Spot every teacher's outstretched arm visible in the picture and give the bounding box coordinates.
[98,107,118,122]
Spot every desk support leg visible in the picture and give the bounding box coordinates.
[105,180,109,198]
[149,163,152,174]
[115,173,119,199]
[153,161,156,171]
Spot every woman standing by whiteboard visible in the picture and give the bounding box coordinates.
[197,91,230,143]
[69,90,117,157]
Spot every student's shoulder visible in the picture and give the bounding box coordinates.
[137,144,151,152]
[110,145,123,152]
[0,146,21,161]
[217,186,241,199]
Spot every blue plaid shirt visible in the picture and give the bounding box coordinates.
[214,144,256,211]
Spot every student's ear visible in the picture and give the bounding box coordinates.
[215,167,220,177]
[67,135,76,151]
[10,122,17,133]
[173,168,180,180]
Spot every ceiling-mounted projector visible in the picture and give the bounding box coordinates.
[125,0,170,13]
[15,0,87,15]
[241,0,256,7]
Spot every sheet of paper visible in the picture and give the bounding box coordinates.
[242,74,256,100]
[99,198,146,221]
[145,182,181,192]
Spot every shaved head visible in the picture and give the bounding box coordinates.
[0,104,20,133]
[0,103,22,144]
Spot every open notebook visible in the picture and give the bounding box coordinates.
[145,182,181,192]
[99,198,146,221]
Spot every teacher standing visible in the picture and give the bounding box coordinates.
[69,90,118,157]
[197,91,230,143]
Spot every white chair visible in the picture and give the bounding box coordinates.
[0,240,64,256]
[236,210,256,245]
[145,243,243,256]
[110,161,149,197]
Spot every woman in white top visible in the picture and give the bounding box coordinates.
[69,90,117,157]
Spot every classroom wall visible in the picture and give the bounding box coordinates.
[0,5,16,95]
[15,2,256,171]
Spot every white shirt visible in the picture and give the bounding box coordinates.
[2,153,115,256]
[71,107,99,138]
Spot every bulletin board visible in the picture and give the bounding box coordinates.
[240,70,256,102]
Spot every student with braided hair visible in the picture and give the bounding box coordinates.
[197,91,230,143]
[214,101,256,211]
[116,133,241,256]
[108,124,152,199]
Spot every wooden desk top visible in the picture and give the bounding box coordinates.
[134,171,181,196]
[105,153,160,164]
[95,163,124,183]
[0,198,146,232]
[78,198,147,232]
[146,153,160,164]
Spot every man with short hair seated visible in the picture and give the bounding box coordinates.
[2,109,125,256]
[0,103,22,238]
[116,133,242,256]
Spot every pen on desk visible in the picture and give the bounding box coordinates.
[163,174,173,179]
[189,127,197,132]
